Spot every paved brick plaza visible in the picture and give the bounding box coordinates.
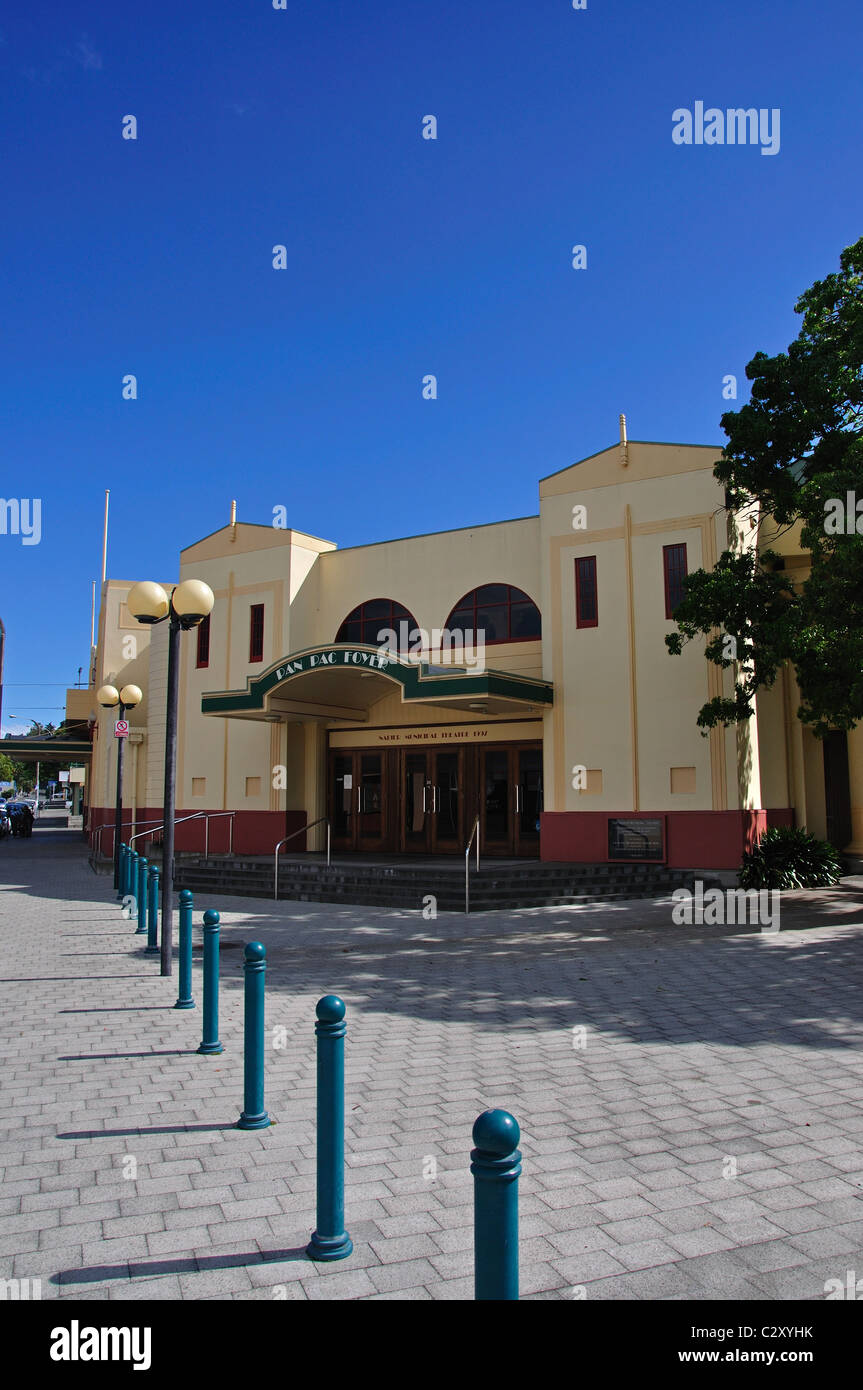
[2,819,863,1301]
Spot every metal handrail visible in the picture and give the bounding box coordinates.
[129,810,236,857]
[465,814,480,915]
[89,815,160,867]
[201,811,236,858]
[89,815,158,852]
[129,812,204,846]
[274,818,330,899]
[88,823,109,871]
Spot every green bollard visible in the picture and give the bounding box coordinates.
[124,848,137,902]
[237,943,270,1129]
[136,857,149,935]
[472,1109,521,1300]
[147,866,160,954]
[175,889,195,1009]
[117,843,127,901]
[197,910,223,1055]
[307,996,353,1262]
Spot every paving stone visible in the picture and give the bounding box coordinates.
[365,1258,440,1293]
[5,827,863,1303]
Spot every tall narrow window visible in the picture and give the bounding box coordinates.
[249,604,264,663]
[575,556,598,628]
[196,613,211,669]
[663,543,688,618]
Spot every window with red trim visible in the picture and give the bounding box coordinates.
[575,557,598,628]
[335,598,419,649]
[196,613,211,668]
[444,584,541,645]
[663,543,688,618]
[249,604,264,663]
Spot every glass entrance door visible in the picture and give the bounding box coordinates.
[331,753,355,851]
[403,752,431,852]
[330,751,387,851]
[401,748,463,853]
[515,747,543,855]
[431,750,462,852]
[357,752,385,850]
[478,744,543,856]
[481,749,511,853]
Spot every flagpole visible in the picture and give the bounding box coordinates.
[101,489,109,584]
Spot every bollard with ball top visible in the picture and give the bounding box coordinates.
[237,942,270,1129]
[306,995,352,1262]
[471,1108,521,1300]
[146,865,160,954]
[175,889,195,1009]
[197,910,223,1055]
[126,849,138,903]
[136,857,149,935]
[121,847,133,901]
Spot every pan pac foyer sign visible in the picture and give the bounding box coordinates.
[274,649,393,681]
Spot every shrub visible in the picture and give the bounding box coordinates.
[739,825,843,890]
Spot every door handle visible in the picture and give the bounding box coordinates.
[514,784,521,813]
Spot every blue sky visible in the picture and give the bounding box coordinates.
[1,0,860,732]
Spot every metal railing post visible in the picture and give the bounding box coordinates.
[273,818,331,899]
[465,815,480,915]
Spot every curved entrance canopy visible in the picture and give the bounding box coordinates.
[201,643,553,723]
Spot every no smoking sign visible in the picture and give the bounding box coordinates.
[114,720,129,738]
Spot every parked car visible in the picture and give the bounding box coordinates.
[0,805,11,839]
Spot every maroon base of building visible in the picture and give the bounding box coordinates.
[87,807,307,857]
[540,808,795,871]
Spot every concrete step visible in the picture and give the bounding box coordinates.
[174,857,695,911]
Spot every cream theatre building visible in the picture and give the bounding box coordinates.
[84,430,861,870]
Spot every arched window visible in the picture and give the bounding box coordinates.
[445,584,541,645]
[335,598,420,651]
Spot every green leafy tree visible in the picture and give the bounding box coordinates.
[667,237,863,737]
[0,752,26,788]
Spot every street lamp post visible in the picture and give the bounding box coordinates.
[127,579,214,978]
[96,683,143,889]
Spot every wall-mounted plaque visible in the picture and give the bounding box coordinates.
[608,817,664,861]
